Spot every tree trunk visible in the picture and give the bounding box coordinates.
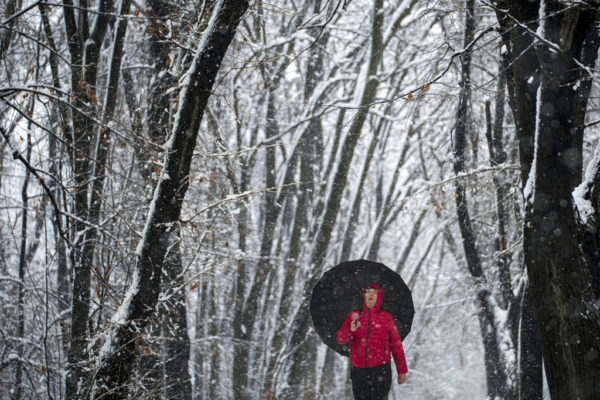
[231,126,252,399]
[262,4,329,389]
[38,10,72,365]
[494,1,600,397]
[91,1,248,397]
[64,1,114,397]
[13,122,32,400]
[49,114,71,355]
[522,4,600,398]
[339,124,381,262]
[575,141,600,299]
[0,0,19,63]
[134,0,184,393]
[517,282,543,400]
[452,2,516,398]
[163,228,193,400]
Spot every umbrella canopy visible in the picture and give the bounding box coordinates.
[310,259,414,356]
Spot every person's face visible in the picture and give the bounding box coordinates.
[365,288,377,309]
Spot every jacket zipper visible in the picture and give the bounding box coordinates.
[364,309,371,367]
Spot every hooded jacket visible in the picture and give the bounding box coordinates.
[336,283,408,374]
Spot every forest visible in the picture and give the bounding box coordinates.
[1,0,599,399]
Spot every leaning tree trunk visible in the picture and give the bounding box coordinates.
[91,1,248,397]
[134,0,191,395]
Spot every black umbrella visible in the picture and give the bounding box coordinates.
[310,259,414,356]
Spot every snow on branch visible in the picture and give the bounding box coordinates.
[574,140,600,225]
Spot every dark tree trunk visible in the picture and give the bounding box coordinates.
[492,3,546,398]
[163,229,193,400]
[143,0,178,170]
[87,0,131,252]
[494,1,600,398]
[486,62,542,399]
[484,76,513,311]
[49,120,71,354]
[0,0,19,63]
[231,123,253,400]
[134,0,181,393]
[39,10,72,352]
[63,1,114,397]
[494,1,540,187]
[13,124,32,400]
[522,4,600,398]
[517,283,543,400]
[91,1,248,397]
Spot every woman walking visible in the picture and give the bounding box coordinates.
[337,283,408,399]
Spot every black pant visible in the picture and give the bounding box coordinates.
[350,363,392,400]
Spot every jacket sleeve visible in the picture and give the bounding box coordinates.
[337,312,356,345]
[388,314,408,374]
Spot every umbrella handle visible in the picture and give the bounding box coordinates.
[351,313,361,331]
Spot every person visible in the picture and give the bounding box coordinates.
[337,283,408,400]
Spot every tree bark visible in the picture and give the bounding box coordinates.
[522,3,600,398]
[163,228,193,400]
[517,282,543,400]
[135,1,190,395]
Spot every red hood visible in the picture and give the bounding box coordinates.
[362,283,383,313]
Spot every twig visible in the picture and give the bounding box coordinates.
[181,182,306,223]
[401,163,520,203]
[0,126,66,241]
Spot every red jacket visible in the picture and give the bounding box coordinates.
[336,283,408,374]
